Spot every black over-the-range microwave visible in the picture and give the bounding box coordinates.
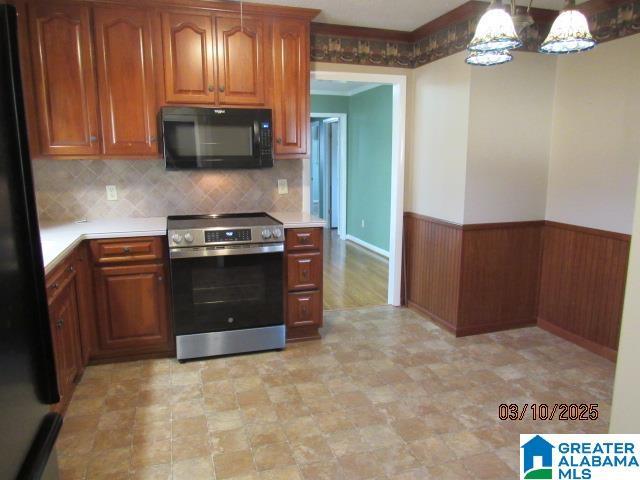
[160,107,273,169]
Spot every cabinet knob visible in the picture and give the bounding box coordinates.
[208,85,215,92]
[51,282,59,290]
[89,135,97,142]
[157,275,163,282]
[123,247,131,253]
[56,318,64,329]
[219,85,225,93]
[276,137,282,144]
[68,265,75,273]
[149,135,157,142]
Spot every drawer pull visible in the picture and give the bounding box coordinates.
[51,282,60,290]
[122,247,131,254]
[56,318,64,329]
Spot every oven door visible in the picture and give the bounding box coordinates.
[169,247,283,336]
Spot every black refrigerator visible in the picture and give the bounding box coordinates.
[0,4,62,479]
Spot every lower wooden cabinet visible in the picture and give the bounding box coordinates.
[93,262,171,356]
[284,227,323,341]
[45,251,84,413]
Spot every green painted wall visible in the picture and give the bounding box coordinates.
[311,95,349,114]
[310,87,392,252]
[347,85,392,252]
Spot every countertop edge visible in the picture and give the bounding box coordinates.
[43,229,166,275]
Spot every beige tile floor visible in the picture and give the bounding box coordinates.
[57,306,615,480]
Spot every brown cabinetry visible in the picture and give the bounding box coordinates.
[19,1,315,159]
[45,250,85,413]
[28,3,99,156]
[284,227,323,341]
[93,263,170,354]
[94,7,157,155]
[89,237,172,358]
[272,18,309,157]
[161,11,216,104]
[215,14,266,105]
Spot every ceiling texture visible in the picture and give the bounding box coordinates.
[245,0,569,31]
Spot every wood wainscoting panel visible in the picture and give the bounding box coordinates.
[458,222,544,335]
[538,222,630,358]
[403,213,462,332]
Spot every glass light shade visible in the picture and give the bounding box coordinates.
[465,50,513,66]
[540,10,596,54]
[468,8,522,52]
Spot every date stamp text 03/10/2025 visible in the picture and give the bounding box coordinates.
[499,403,600,422]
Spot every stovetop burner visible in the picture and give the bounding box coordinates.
[167,213,280,230]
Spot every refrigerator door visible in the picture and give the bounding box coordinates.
[0,5,62,479]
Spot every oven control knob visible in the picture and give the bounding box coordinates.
[184,232,194,243]
[172,233,183,244]
[261,229,272,239]
[272,228,282,238]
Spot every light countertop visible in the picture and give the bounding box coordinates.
[39,212,325,274]
[40,217,167,274]
[268,211,326,229]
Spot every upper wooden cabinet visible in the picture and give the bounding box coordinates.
[161,12,216,104]
[28,3,99,156]
[19,1,316,159]
[94,7,157,155]
[272,18,309,157]
[215,15,266,105]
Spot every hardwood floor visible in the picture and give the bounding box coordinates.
[323,229,388,310]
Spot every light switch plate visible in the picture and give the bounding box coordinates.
[106,185,118,201]
[277,179,288,194]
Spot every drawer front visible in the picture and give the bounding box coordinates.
[287,252,322,291]
[90,237,164,264]
[287,290,322,328]
[46,252,77,304]
[286,228,322,252]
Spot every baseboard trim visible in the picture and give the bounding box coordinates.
[407,301,457,334]
[345,234,390,258]
[537,318,618,362]
[456,319,537,337]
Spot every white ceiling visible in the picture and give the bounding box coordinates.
[244,0,569,31]
[310,79,382,96]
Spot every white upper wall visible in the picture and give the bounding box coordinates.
[545,34,640,234]
[464,52,557,224]
[408,52,470,224]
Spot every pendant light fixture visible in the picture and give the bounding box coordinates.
[466,49,513,66]
[540,0,596,54]
[465,0,596,66]
[467,0,522,52]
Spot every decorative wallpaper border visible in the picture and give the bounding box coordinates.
[310,0,640,69]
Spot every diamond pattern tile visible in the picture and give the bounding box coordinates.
[32,159,303,221]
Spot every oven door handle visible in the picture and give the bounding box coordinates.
[169,243,284,259]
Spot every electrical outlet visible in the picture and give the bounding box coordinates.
[106,185,118,201]
[277,179,288,194]
[361,219,365,228]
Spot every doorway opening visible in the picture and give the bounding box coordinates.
[309,74,406,309]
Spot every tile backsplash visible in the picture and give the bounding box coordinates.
[32,159,303,222]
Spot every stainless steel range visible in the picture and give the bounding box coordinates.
[167,213,285,361]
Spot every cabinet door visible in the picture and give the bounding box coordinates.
[272,18,309,156]
[94,263,170,353]
[94,7,157,156]
[29,3,99,155]
[215,15,265,105]
[49,278,82,403]
[161,12,216,104]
